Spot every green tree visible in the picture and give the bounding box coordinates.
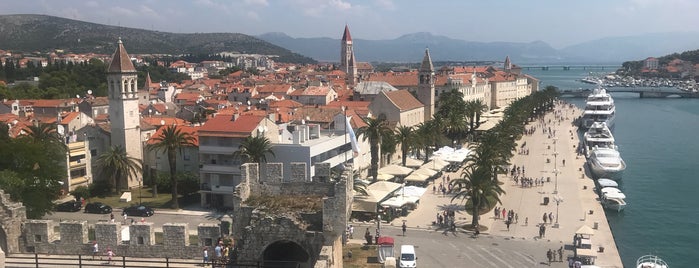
[356,117,392,182]
[95,145,142,193]
[395,126,415,167]
[146,125,197,209]
[450,165,505,228]
[233,135,276,164]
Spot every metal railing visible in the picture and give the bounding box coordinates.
[5,253,301,268]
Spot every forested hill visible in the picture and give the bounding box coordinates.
[621,48,699,74]
[0,14,316,64]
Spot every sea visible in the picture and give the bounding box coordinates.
[522,65,699,267]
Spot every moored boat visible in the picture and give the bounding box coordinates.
[636,255,669,268]
[600,187,627,212]
[587,147,626,180]
[583,122,616,158]
[580,87,616,129]
[597,178,618,188]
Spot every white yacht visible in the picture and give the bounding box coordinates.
[583,122,616,158]
[600,187,627,212]
[636,255,669,268]
[597,178,618,188]
[581,87,616,129]
[587,147,626,180]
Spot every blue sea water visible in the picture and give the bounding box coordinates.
[523,66,699,267]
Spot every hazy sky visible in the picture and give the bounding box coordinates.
[3,0,698,48]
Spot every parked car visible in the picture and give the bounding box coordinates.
[122,205,154,217]
[84,202,112,214]
[55,200,82,212]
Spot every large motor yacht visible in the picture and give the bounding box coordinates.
[581,87,616,129]
[587,147,626,180]
[600,186,627,212]
[583,122,616,158]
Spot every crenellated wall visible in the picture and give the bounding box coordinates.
[20,220,221,259]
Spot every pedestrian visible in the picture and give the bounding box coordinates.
[203,246,209,267]
[140,217,145,223]
[546,249,552,265]
[549,212,553,223]
[349,225,354,239]
[106,247,114,264]
[515,213,519,224]
[214,243,222,264]
[542,225,546,237]
[501,208,506,219]
[402,222,407,236]
[525,217,528,226]
[92,241,99,260]
[109,212,115,223]
[122,210,127,223]
[558,246,563,262]
[543,213,547,224]
[505,220,511,231]
[365,228,371,245]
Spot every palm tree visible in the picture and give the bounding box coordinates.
[472,99,488,129]
[356,117,391,182]
[23,122,65,151]
[395,126,414,167]
[146,125,196,209]
[96,145,142,193]
[233,135,275,164]
[450,165,505,228]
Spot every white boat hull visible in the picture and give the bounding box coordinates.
[588,159,625,180]
[602,197,626,212]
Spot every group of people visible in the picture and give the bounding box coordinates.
[436,208,456,231]
[91,241,115,264]
[546,247,564,264]
[494,207,518,231]
[202,239,238,266]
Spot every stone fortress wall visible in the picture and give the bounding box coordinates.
[1,162,352,268]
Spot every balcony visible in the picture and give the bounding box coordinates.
[200,164,240,174]
[69,160,87,168]
[199,145,235,154]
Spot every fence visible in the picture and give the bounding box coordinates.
[5,254,300,268]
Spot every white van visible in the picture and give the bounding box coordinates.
[399,245,417,268]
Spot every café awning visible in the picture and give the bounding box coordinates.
[378,164,414,176]
[404,172,429,182]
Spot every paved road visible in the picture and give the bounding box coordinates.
[351,224,570,268]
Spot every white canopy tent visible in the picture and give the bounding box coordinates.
[421,158,449,171]
[404,172,430,183]
[413,167,438,177]
[378,164,414,176]
[352,181,403,213]
[401,186,427,198]
[380,195,420,208]
[403,158,424,168]
[373,173,395,181]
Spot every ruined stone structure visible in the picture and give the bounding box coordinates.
[232,162,352,268]
[0,189,26,255]
[1,162,350,267]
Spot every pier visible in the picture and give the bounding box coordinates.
[557,88,699,98]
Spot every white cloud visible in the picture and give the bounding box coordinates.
[85,1,99,8]
[328,0,351,10]
[110,6,137,17]
[375,0,395,10]
[245,0,269,6]
[246,10,260,20]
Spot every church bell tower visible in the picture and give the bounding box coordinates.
[417,48,435,122]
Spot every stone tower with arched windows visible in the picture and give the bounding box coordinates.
[417,48,435,122]
[107,38,142,189]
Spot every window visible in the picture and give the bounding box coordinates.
[137,236,144,245]
[204,238,213,246]
[90,149,97,157]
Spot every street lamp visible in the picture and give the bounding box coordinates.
[553,195,563,228]
[552,137,559,194]
[138,177,143,205]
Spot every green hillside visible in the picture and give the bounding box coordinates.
[0,14,315,64]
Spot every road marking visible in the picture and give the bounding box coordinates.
[478,246,515,268]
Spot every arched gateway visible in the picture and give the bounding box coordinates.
[262,240,310,268]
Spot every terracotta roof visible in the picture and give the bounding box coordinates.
[147,125,200,146]
[81,96,109,106]
[141,117,188,127]
[60,112,80,123]
[198,114,264,138]
[107,39,136,73]
[383,90,424,111]
[256,84,293,94]
[291,106,342,124]
[269,99,304,109]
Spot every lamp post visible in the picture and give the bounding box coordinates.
[554,195,563,228]
[552,137,559,194]
[138,177,143,205]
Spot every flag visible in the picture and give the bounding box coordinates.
[346,116,360,155]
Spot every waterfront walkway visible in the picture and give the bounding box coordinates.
[383,102,623,267]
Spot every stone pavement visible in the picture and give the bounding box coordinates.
[385,102,622,267]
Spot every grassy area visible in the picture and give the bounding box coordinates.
[343,244,382,268]
[86,187,197,210]
[245,194,322,213]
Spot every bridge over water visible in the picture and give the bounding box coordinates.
[521,65,619,71]
[557,88,699,98]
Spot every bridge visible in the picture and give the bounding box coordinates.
[521,65,619,71]
[557,88,699,98]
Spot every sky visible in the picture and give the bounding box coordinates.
[3,0,699,48]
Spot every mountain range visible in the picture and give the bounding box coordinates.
[259,31,699,64]
[1,14,699,65]
[0,14,315,64]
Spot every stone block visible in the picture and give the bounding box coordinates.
[94,222,121,248]
[197,224,221,247]
[314,163,331,182]
[24,220,56,244]
[129,222,155,246]
[290,162,307,182]
[59,221,88,244]
[163,223,189,247]
[264,163,283,183]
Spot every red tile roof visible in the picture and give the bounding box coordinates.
[141,117,188,127]
[198,114,264,138]
[383,90,424,111]
[147,125,200,146]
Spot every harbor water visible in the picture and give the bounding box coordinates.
[523,66,699,267]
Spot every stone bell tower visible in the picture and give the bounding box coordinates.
[417,48,435,122]
[107,38,142,189]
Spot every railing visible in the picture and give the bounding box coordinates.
[5,253,301,268]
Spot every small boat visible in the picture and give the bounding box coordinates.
[597,178,618,188]
[587,147,626,180]
[600,187,627,212]
[636,255,669,268]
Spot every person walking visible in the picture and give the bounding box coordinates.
[349,225,354,239]
[543,213,547,224]
[546,249,553,265]
[505,220,511,231]
[109,212,115,223]
[203,246,209,267]
[549,212,553,223]
[402,222,407,236]
[106,247,114,264]
[558,246,563,262]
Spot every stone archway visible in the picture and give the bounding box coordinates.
[262,240,310,268]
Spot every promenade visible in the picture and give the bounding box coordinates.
[385,102,623,267]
